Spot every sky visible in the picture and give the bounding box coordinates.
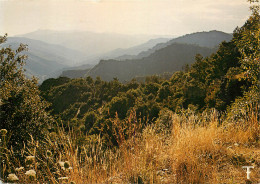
[0,0,252,37]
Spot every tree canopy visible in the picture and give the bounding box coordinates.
[0,34,52,149]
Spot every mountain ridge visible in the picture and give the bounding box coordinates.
[3,37,88,82]
[64,30,232,81]
[86,43,216,81]
[17,30,168,59]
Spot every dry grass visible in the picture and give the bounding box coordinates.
[1,109,259,183]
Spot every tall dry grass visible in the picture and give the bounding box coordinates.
[1,108,259,183]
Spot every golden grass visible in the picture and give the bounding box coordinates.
[1,109,259,183]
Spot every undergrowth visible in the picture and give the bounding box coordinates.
[0,108,259,183]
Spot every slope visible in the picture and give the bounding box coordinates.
[69,30,231,80]
[3,37,87,82]
[17,30,162,59]
[134,30,232,59]
[87,43,215,81]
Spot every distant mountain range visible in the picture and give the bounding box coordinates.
[168,30,232,48]
[82,30,232,81]
[3,37,87,82]
[60,68,92,79]
[86,43,215,81]
[75,37,172,67]
[17,30,164,60]
[4,30,232,82]
[118,30,232,61]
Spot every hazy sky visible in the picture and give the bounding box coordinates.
[0,0,251,36]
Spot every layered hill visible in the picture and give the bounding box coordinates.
[76,31,230,66]
[17,30,163,60]
[60,68,92,79]
[95,37,171,61]
[3,37,87,82]
[9,30,232,82]
[85,31,231,81]
[76,37,172,67]
[129,30,232,60]
[87,43,215,81]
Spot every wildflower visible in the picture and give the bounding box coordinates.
[25,169,36,180]
[58,161,65,167]
[15,167,24,172]
[7,173,19,182]
[64,161,70,169]
[25,156,35,165]
[0,129,7,136]
[58,177,69,180]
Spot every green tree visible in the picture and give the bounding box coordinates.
[233,0,260,88]
[0,34,52,149]
[109,96,128,119]
[84,111,98,134]
[227,0,260,121]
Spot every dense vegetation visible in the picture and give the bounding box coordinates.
[40,10,259,140]
[0,1,259,183]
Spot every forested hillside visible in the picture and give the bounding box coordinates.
[39,19,258,130]
[0,1,259,183]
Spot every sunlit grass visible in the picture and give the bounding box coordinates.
[0,108,259,183]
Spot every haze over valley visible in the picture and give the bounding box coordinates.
[1,0,250,82]
[4,29,232,82]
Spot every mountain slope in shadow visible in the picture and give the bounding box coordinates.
[87,43,216,81]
